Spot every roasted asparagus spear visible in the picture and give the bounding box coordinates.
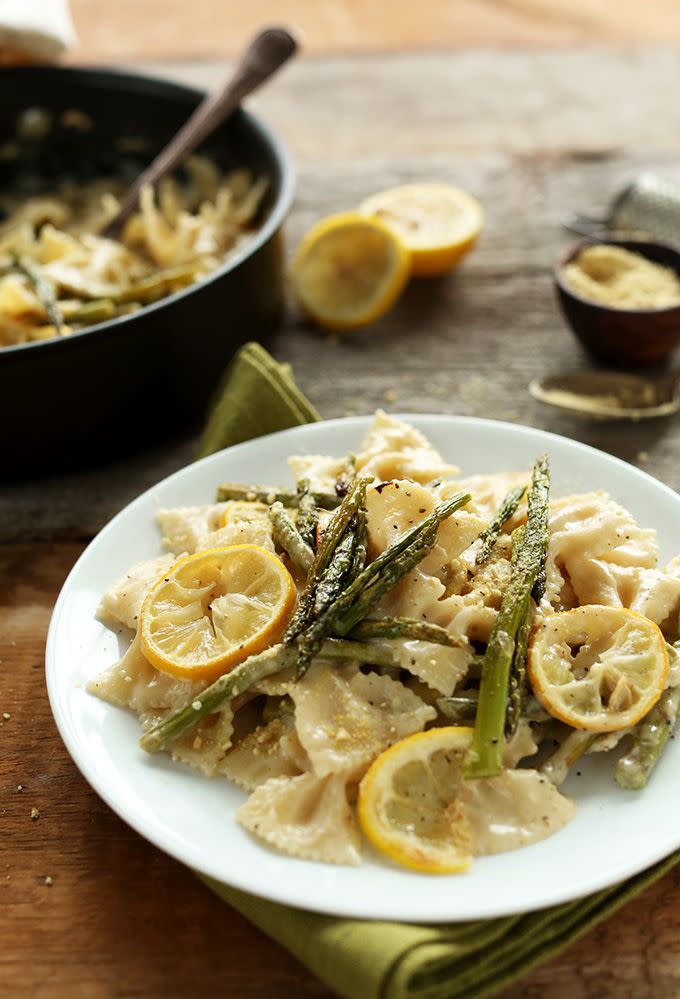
[465,455,550,779]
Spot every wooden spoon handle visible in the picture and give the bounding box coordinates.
[103,26,297,237]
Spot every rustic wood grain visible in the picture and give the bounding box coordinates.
[5,50,680,541]
[69,0,680,62]
[4,48,680,999]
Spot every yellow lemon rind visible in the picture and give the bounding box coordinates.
[357,727,474,875]
[291,211,412,332]
[528,606,669,733]
[359,183,483,278]
[139,543,296,682]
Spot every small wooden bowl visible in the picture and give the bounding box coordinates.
[554,239,680,367]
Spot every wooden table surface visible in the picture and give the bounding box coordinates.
[4,48,680,998]
[70,0,680,61]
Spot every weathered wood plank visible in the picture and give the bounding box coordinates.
[2,144,678,538]
[69,1,680,63]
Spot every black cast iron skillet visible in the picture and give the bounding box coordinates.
[0,66,295,480]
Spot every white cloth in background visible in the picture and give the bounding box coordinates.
[0,0,76,61]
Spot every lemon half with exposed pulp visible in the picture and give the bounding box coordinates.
[291,211,411,331]
[528,605,669,732]
[360,182,483,277]
[139,544,296,682]
[358,726,474,874]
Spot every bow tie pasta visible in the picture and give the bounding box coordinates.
[90,412,680,872]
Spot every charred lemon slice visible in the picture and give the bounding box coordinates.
[139,544,296,682]
[529,606,669,732]
[358,727,474,874]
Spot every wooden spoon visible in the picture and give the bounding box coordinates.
[529,371,680,420]
[103,26,297,238]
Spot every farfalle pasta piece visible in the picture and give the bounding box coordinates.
[287,454,347,492]
[167,707,235,777]
[365,478,483,571]
[377,539,512,665]
[157,504,226,554]
[455,770,576,856]
[365,478,491,656]
[157,500,273,555]
[611,559,680,629]
[290,662,436,781]
[221,716,309,790]
[97,553,176,631]
[198,518,275,554]
[388,638,471,695]
[355,410,458,483]
[546,492,658,608]
[237,772,362,865]
[503,719,539,769]
[440,470,528,524]
[88,634,204,715]
[90,636,234,776]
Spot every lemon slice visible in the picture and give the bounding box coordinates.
[528,606,669,732]
[291,212,411,331]
[357,727,474,874]
[139,544,296,682]
[359,183,483,277]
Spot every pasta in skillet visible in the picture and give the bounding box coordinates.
[0,155,267,347]
[91,412,680,871]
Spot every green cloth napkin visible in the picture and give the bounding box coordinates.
[197,341,680,999]
[197,341,320,458]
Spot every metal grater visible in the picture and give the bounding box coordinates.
[566,173,680,246]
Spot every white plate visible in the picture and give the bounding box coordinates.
[46,416,680,922]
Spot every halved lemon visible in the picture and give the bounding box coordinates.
[139,544,296,682]
[357,727,474,874]
[291,212,411,331]
[528,606,669,732]
[359,183,483,277]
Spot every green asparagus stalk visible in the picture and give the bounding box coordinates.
[140,636,397,753]
[437,694,478,722]
[464,455,550,779]
[60,298,117,324]
[349,616,462,647]
[12,254,62,333]
[297,525,358,677]
[348,506,368,582]
[268,502,314,576]
[295,492,471,673]
[506,593,532,738]
[541,729,597,786]
[140,643,297,753]
[313,527,356,615]
[295,480,318,549]
[475,484,527,566]
[216,482,340,509]
[438,692,550,724]
[113,265,198,304]
[285,476,371,643]
[320,637,395,668]
[334,493,471,636]
[506,527,532,738]
[615,686,680,789]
